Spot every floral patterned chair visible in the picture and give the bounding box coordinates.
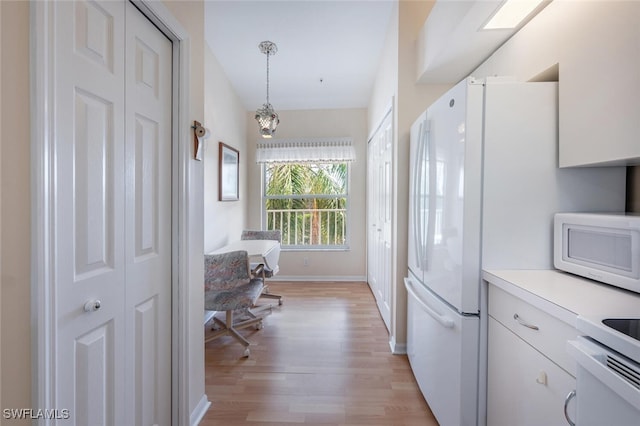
[241,229,283,306]
[204,250,265,357]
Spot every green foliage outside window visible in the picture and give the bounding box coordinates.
[264,163,348,246]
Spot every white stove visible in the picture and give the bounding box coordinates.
[567,315,640,426]
[576,316,640,364]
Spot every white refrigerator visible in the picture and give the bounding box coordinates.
[405,77,626,426]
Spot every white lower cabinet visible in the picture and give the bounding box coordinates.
[487,284,577,426]
[487,318,576,426]
[483,270,640,426]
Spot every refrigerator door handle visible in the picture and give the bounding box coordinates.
[420,120,436,272]
[412,122,421,267]
[413,120,426,269]
[405,278,455,329]
[424,120,436,272]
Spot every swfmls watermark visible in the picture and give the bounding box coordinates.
[3,408,70,420]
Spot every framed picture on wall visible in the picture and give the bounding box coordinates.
[218,142,239,201]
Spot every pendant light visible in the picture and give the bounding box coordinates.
[255,41,279,138]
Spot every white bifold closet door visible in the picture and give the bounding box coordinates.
[366,110,393,331]
[53,1,172,424]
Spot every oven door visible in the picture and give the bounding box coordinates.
[567,336,640,426]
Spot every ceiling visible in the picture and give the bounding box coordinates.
[204,1,550,112]
[204,0,395,111]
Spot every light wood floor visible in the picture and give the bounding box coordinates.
[201,281,439,426]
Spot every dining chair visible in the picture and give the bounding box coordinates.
[204,250,265,357]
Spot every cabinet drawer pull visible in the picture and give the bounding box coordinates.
[513,313,539,330]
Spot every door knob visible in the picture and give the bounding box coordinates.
[84,300,102,312]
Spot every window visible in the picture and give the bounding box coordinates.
[263,162,349,249]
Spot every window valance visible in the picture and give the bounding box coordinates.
[256,137,356,164]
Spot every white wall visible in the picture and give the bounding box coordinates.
[472,1,617,83]
[246,108,368,280]
[368,1,398,134]
[393,1,451,348]
[1,1,31,421]
[160,2,208,420]
[203,43,249,253]
[0,0,4,413]
[367,0,450,348]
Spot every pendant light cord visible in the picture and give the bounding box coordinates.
[266,51,270,105]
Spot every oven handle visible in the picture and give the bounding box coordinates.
[564,390,576,426]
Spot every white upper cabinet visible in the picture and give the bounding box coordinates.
[423,1,640,167]
[559,2,640,167]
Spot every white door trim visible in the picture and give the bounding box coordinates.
[30,1,194,424]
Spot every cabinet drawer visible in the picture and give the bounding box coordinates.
[488,284,578,376]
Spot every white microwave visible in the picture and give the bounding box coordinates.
[554,212,640,294]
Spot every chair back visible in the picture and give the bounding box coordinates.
[241,229,282,243]
[204,250,251,291]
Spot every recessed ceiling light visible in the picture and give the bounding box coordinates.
[483,0,545,30]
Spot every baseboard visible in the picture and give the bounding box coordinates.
[389,336,407,355]
[273,275,367,282]
[190,394,211,426]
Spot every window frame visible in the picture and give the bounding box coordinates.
[261,162,351,251]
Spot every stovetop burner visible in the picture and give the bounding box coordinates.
[603,318,640,342]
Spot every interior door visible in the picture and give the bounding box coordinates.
[367,135,379,294]
[53,1,172,423]
[54,1,127,422]
[124,3,172,424]
[366,110,393,330]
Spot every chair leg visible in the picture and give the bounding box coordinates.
[250,301,274,315]
[228,327,251,347]
[259,284,283,305]
[211,309,264,329]
[205,310,262,357]
[250,289,282,314]
[260,293,283,305]
[224,311,249,345]
[225,311,255,357]
[234,314,264,330]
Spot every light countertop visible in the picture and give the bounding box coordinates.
[482,269,640,327]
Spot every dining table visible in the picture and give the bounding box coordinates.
[209,239,280,275]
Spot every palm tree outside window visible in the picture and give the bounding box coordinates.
[263,162,349,249]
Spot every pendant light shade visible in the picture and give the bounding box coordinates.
[255,41,279,138]
[255,103,279,138]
